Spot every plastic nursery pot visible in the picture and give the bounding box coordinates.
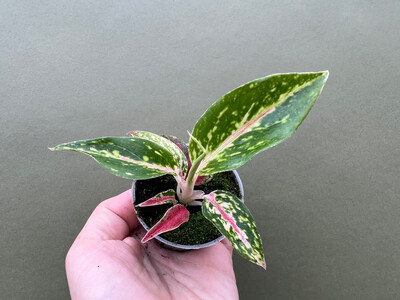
[132,170,244,251]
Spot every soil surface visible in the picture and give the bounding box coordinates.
[134,171,241,245]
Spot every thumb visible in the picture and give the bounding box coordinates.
[76,189,141,241]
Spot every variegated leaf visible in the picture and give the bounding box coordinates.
[161,135,190,167]
[189,72,329,175]
[137,189,177,207]
[194,174,213,186]
[161,134,213,185]
[142,204,190,243]
[202,190,266,269]
[127,131,188,177]
[50,137,183,180]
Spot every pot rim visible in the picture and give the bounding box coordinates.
[132,170,244,250]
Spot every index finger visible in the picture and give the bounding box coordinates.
[77,189,141,241]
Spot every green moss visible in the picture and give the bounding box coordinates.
[135,171,241,245]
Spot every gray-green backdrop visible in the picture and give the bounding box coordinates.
[1,1,399,299]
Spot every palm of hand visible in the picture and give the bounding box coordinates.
[66,191,238,300]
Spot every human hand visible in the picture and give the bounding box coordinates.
[65,190,239,300]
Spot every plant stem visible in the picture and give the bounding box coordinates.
[178,152,206,204]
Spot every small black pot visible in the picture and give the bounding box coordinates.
[132,170,244,251]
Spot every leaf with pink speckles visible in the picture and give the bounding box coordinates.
[161,135,191,167]
[161,135,213,185]
[202,190,266,269]
[189,72,329,176]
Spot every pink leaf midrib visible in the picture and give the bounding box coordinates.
[137,196,177,207]
[198,107,275,172]
[141,204,189,243]
[120,156,177,175]
[205,192,250,248]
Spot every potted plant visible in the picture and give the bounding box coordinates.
[51,71,328,269]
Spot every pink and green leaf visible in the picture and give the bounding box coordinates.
[137,189,177,207]
[142,204,190,243]
[202,190,266,269]
[50,136,183,180]
[194,174,213,185]
[127,131,188,177]
[189,71,329,175]
[161,134,213,185]
[161,135,190,166]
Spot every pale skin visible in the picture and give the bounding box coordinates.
[66,190,239,300]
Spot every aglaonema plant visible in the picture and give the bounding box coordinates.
[51,71,329,269]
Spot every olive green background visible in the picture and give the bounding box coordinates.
[1,1,399,299]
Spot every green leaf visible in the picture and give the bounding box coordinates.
[128,131,188,176]
[202,190,266,269]
[50,136,184,180]
[189,71,329,175]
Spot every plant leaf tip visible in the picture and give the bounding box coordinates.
[260,259,267,270]
[127,130,139,137]
[141,235,152,243]
[321,70,329,78]
[48,147,56,151]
